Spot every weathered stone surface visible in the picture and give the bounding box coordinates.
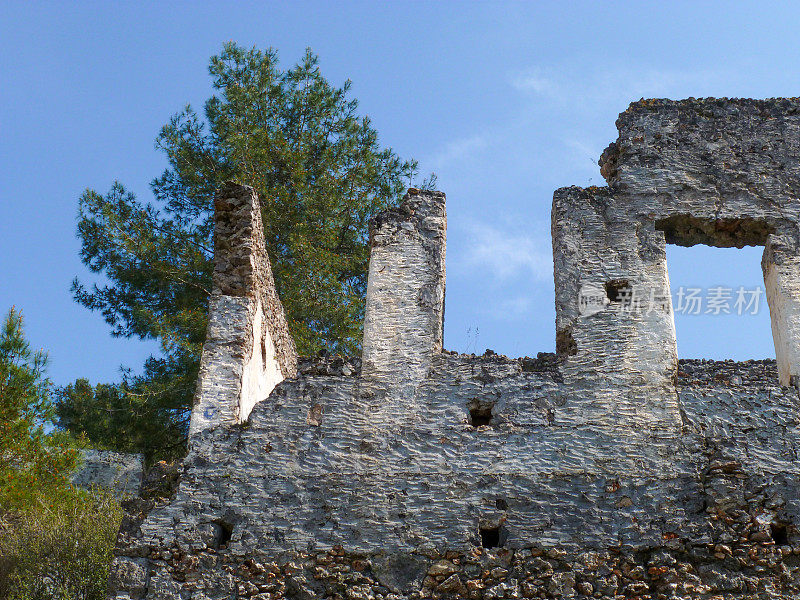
[601,97,800,237]
[298,352,362,377]
[552,185,680,429]
[362,189,446,389]
[212,183,297,375]
[599,98,800,385]
[110,100,800,599]
[189,183,297,436]
[108,557,149,594]
[71,449,143,499]
[763,235,800,385]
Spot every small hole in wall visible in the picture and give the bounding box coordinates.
[605,279,630,303]
[771,522,789,546]
[218,520,233,549]
[480,525,503,548]
[469,404,493,427]
[261,335,267,370]
[495,498,508,510]
[556,326,577,356]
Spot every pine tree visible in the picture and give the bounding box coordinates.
[0,308,79,509]
[61,43,421,460]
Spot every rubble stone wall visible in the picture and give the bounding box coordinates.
[71,449,144,499]
[109,99,800,599]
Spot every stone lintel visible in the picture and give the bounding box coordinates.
[601,97,800,229]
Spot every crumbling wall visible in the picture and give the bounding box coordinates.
[601,98,800,233]
[189,183,297,437]
[109,99,800,600]
[110,356,800,599]
[71,449,143,499]
[552,186,680,429]
[362,189,446,387]
[600,98,800,385]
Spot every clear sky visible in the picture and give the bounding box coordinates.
[1,0,796,386]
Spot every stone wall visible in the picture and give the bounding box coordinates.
[109,99,800,599]
[188,183,297,437]
[71,449,143,499]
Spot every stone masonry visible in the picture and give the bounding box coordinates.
[71,449,144,500]
[189,183,297,437]
[110,99,800,599]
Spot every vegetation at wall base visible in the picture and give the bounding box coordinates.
[0,308,121,600]
[0,488,122,600]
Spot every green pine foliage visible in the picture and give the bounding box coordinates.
[0,308,80,509]
[63,43,421,460]
[56,376,188,461]
[0,308,120,600]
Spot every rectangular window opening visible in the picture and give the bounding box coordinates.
[665,244,774,362]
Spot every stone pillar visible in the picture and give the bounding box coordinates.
[188,183,297,439]
[552,186,681,428]
[361,189,446,390]
[763,234,800,387]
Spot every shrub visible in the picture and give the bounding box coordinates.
[0,487,122,600]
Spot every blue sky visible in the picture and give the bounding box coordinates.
[1,1,795,386]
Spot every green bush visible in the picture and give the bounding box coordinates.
[0,487,122,600]
[0,308,82,512]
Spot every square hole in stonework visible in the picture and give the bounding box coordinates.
[605,279,630,303]
[665,245,773,360]
[771,522,790,546]
[479,525,504,548]
[469,402,494,427]
[215,520,233,549]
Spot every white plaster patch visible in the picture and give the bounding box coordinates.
[240,299,284,422]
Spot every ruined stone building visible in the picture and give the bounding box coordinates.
[108,98,800,599]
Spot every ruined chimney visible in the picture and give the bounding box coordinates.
[361,189,447,389]
[188,183,297,439]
